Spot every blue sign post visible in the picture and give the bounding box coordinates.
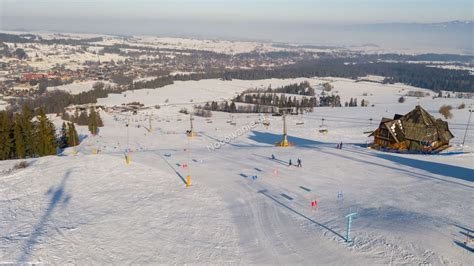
[345,212,357,242]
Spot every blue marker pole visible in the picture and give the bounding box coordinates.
[345,212,357,242]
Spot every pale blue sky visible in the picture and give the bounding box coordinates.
[1,0,473,23]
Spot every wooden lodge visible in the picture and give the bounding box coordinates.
[369,105,454,153]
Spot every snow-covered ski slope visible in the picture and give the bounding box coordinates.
[1,77,473,264]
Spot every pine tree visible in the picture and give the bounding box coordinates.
[20,106,35,157]
[67,123,79,147]
[35,108,57,156]
[77,110,88,125]
[96,111,103,127]
[229,101,236,113]
[88,107,98,135]
[0,112,13,160]
[13,114,26,159]
[60,122,68,149]
[224,101,229,112]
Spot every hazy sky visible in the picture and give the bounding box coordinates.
[1,0,473,23]
[1,0,472,53]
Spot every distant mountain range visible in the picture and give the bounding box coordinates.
[1,17,472,54]
[364,20,473,31]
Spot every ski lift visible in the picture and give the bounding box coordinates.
[319,118,328,134]
[296,112,305,125]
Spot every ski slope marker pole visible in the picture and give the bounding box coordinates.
[125,153,131,165]
[345,212,357,242]
[186,175,191,187]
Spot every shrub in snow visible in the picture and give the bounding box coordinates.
[439,105,453,119]
[13,161,28,170]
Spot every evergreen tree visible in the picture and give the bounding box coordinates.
[13,114,26,159]
[67,123,79,147]
[77,110,88,125]
[35,108,57,156]
[96,110,104,127]
[20,106,35,157]
[229,101,237,113]
[60,122,68,149]
[0,112,13,160]
[88,107,98,135]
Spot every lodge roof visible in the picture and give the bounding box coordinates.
[370,105,454,143]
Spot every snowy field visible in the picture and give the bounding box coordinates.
[47,80,116,95]
[1,78,473,264]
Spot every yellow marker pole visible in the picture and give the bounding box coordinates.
[125,154,131,165]
[186,175,191,187]
[93,148,97,155]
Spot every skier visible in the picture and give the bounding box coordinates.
[289,159,292,167]
[297,158,302,167]
[271,154,275,160]
[339,142,343,149]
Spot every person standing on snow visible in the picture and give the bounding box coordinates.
[289,159,292,167]
[297,158,302,167]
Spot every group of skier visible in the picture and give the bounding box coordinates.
[271,154,302,167]
[289,158,302,167]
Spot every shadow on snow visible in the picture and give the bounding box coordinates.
[17,169,73,263]
[258,189,346,241]
[248,131,331,148]
[372,152,474,183]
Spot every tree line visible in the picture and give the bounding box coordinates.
[189,60,473,93]
[61,107,104,134]
[243,81,315,96]
[178,60,473,93]
[0,106,79,160]
[0,105,105,160]
[8,86,121,114]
